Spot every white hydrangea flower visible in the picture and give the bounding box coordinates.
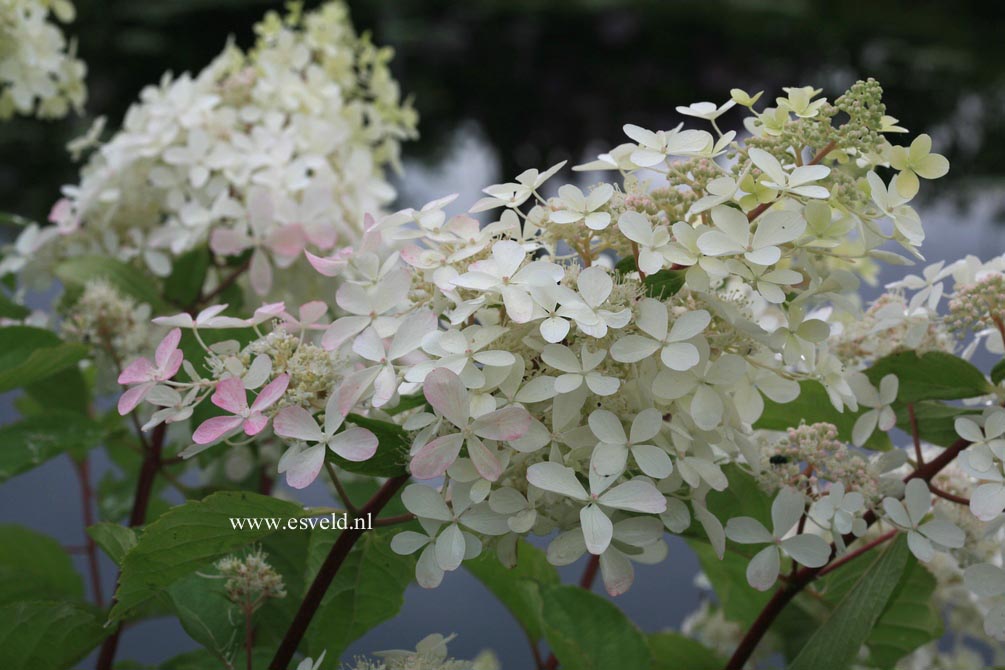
[748,148,831,199]
[391,483,508,588]
[675,99,737,122]
[697,206,806,265]
[848,373,899,447]
[610,299,710,371]
[809,482,866,552]
[725,487,831,591]
[0,0,86,120]
[550,183,614,230]
[40,1,416,295]
[589,408,673,480]
[882,479,965,561]
[623,123,713,166]
[527,461,666,555]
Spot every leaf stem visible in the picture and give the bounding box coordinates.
[268,474,410,670]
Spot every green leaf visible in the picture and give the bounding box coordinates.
[327,414,410,477]
[55,255,167,312]
[0,292,29,319]
[164,247,210,307]
[704,465,773,530]
[649,632,724,670]
[644,268,686,299]
[109,491,315,622]
[686,540,770,627]
[467,540,559,641]
[87,522,138,566]
[0,326,89,394]
[614,255,637,275]
[305,529,415,659]
[865,351,992,403]
[992,359,1005,386]
[540,585,650,670]
[614,257,687,299]
[252,530,312,647]
[756,380,892,450]
[387,393,428,415]
[0,525,83,605]
[0,601,109,670]
[789,535,910,670]
[894,401,979,447]
[815,548,940,667]
[0,411,104,482]
[161,647,273,670]
[25,364,90,415]
[167,572,241,661]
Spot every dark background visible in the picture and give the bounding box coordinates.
[1,1,1004,667]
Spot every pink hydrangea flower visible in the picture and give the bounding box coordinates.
[192,374,290,444]
[117,328,184,415]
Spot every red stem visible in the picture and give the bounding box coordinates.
[930,485,970,506]
[817,529,897,578]
[268,474,410,670]
[95,423,167,670]
[74,457,104,608]
[579,553,601,590]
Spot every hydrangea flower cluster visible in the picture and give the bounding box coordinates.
[117,78,1005,632]
[0,0,86,120]
[20,0,416,298]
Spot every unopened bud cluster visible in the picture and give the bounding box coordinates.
[214,549,286,610]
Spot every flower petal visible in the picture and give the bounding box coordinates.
[725,517,773,545]
[273,406,325,443]
[211,377,248,414]
[580,504,614,555]
[278,443,326,489]
[526,462,588,500]
[472,406,532,441]
[746,545,781,591]
[781,534,830,567]
[192,415,245,445]
[328,426,379,462]
[423,368,470,429]
[410,433,465,480]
